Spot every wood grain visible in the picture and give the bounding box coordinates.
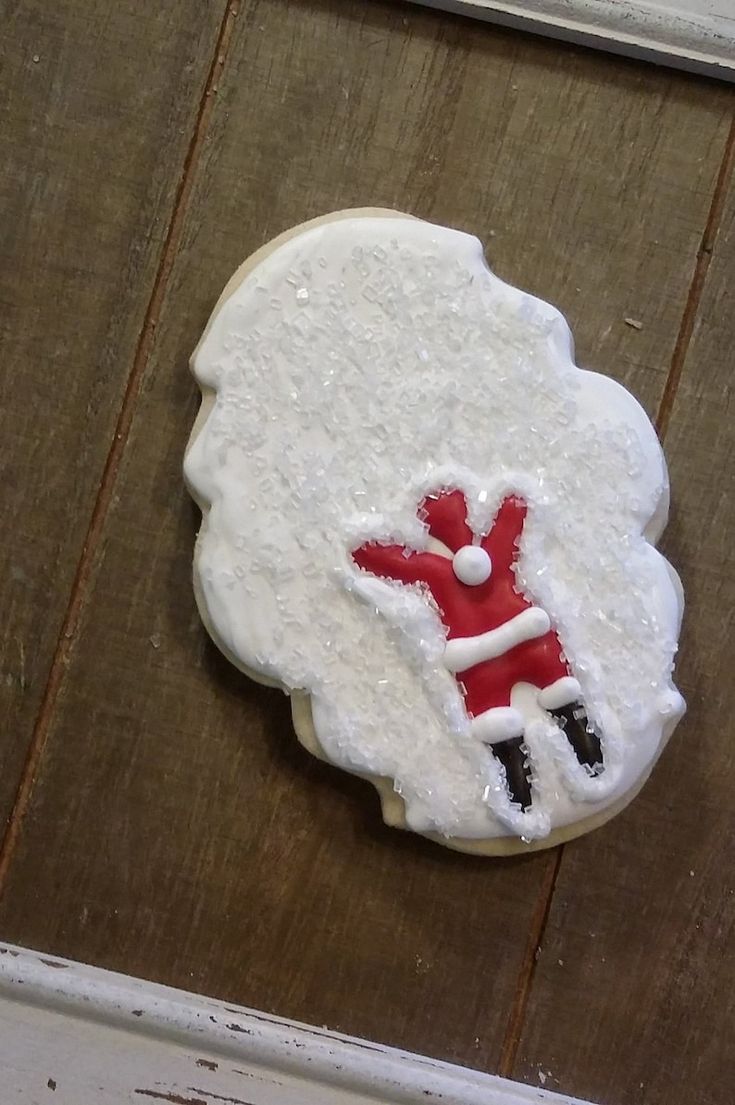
[0,0,731,1084]
[0,1,228,824]
[512,145,735,1104]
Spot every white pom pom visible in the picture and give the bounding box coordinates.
[452,545,492,586]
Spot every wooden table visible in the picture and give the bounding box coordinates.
[1,2,733,1103]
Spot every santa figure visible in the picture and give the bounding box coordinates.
[353,489,602,808]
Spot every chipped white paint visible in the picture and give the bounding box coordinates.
[408,0,735,81]
[0,942,596,1104]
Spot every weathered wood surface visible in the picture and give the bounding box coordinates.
[0,0,733,1101]
[0,1,228,824]
[513,153,735,1105]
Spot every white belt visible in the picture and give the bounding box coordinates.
[444,607,551,674]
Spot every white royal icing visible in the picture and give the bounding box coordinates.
[185,211,685,844]
[452,545,492,586]
[444,608,551,673]
[471,707,525,744]
[538,676,583,711]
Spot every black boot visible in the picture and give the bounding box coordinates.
[492,737,533,810]
[549,702,603,773]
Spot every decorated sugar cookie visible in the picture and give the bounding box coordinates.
[184,209,684,854]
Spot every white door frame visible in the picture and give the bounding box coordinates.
[408,0,735,81]
[0,941,595,1104]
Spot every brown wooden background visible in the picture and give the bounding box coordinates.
[2,2,734,1103]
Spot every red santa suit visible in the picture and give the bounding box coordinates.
[353,490,581,744]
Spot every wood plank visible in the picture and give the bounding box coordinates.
[0,1,228,823]
[0,0,731,1076]
[512,156,735,1101]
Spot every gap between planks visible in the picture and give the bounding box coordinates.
[656,112,735,439]
[497,106,735,1077]
[497,846,563,1076]
[0,1,242,896]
